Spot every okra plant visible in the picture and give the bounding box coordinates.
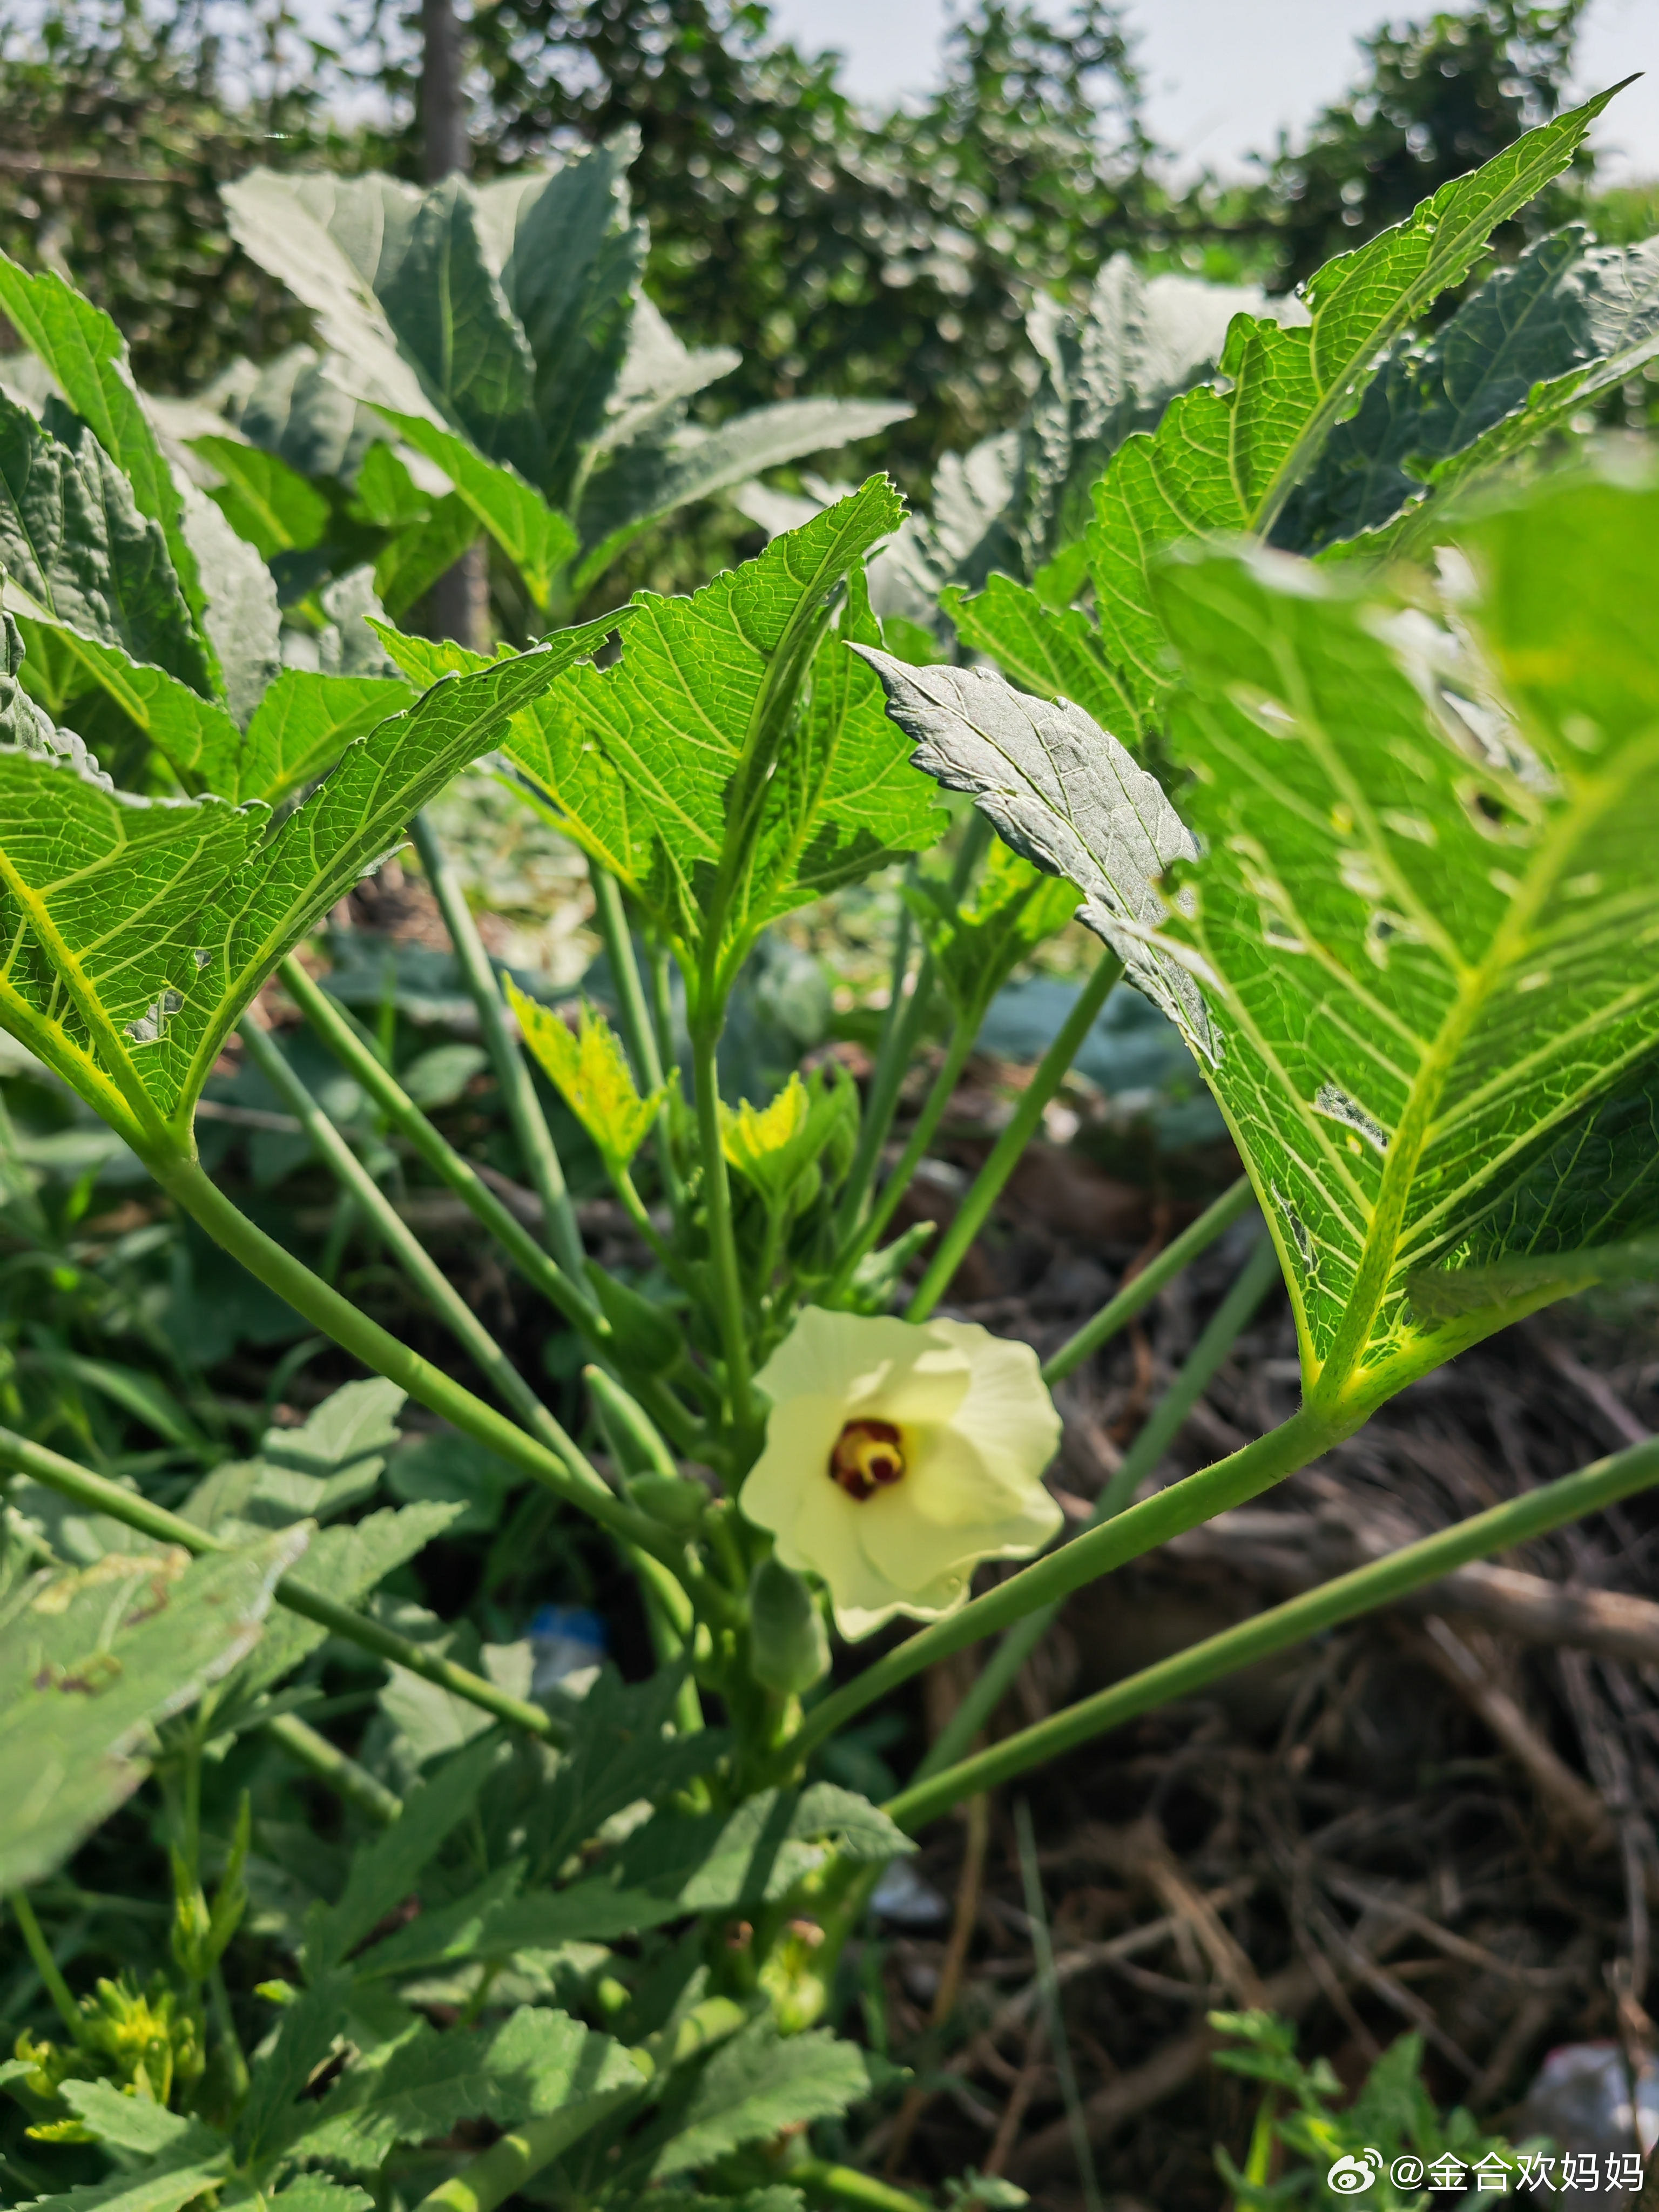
[3,83,1659,2212]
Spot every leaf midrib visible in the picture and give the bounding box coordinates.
[1317,736,1648,1395]
[1248,97,1612,538]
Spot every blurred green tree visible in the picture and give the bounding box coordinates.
[0,0,380,391]
[1257,2,1591,288]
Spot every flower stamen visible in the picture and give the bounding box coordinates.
[830,1418,905,1500]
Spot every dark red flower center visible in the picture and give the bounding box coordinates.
[830,1418,906,1500]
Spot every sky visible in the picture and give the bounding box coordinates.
[766,0,1659,183]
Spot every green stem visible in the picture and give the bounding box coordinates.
[906,950,1123,1322]
[691,1025,754,1433]
[279,955,601,1338]
[410,811,588,1284]
[146,1151,684,1572]
[790,2160,935,2211]
[590,867,663,1093]
[834,901,918,1240]
[918,1232,1283,1782]
[264,1711,402,1824]
[834,818,990,1244]
[790,1403,1343,1764]
[8,1892,90,2047]
[240,1014,585,1468]
[1015,1797,1102,2212]
[412,2090,639,2212]
[0,1423,566,1743]
[827,1013,978,1301]
[592,865,685,1217]
[888,1425,1659,1831]
[1042,1176,1256,1386]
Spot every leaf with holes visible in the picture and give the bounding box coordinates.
[874,470,1659,1410]
[0,1528,305,1889]
[1145,469,1659,1406]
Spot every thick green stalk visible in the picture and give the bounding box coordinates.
[906,950,1123,1321]
[0,1423,565,1743]
[1042,1176,1256,1386]
[264,1712,402,1825]
[240,1014,583,1468]
[918,1233,1283,1782]
[413,2090,640,2212]
[144,1153,685,1574]
[789,1403,1344,1763]
[410,811,588,1284]
[790,2162,934,2211]
[888,1427,1659,1831]
[691,1025,754,1433]
[278,955,600,1337]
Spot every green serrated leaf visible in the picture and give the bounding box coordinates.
[0,389,213,698]
[479,139,646,493]
[509,984,662,1165]
[0,1529,305,1890]
[9,614,241,786]
[287,2004,638,2172]
[906,837,1080,1026]
[964,92,1620,740]
[236,1967,352,2166]
[616,1781,914,1918]
[271,2181,374,2212]
[0,255,214,672]
[502,482,941,1012]
[1290,226,1659,556]
[721,1068,855,1210]
[190,435,329,559]
[0,619,618,1151]
[375,409,575,608]
[373,493,482,618]
[231,670,416,806]
[58,2080,195,2157]
[648,2018,873,2181]
[943,575,1139,741]
[1143,469,1659,1403]
[303,1734,507,1974]
[851,649,1202,1044]
[348,1859,526,1980]
[535,1666,729,1874]
[9,2128,231,2212]
[228,1501,462,1702]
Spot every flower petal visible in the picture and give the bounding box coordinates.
[754,1307,971,1426]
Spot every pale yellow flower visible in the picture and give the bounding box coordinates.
[739,1307,1063,1639]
